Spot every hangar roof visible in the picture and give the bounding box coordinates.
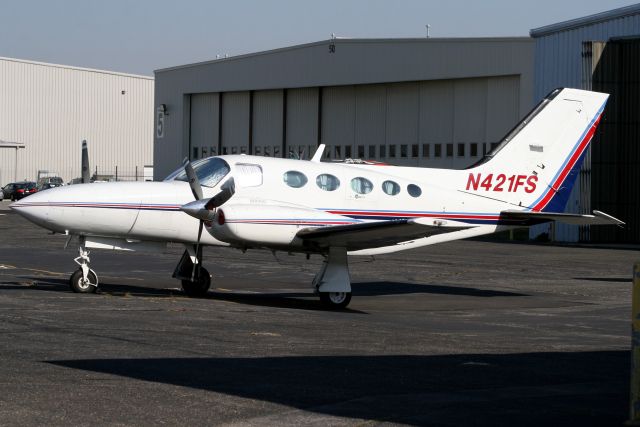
[530,3,640,37]
[0,56,153,80]
[154,37,534,94]
[155,37,531,74]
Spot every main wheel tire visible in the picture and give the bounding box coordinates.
[181,267,211,297]
[319,292,352,309]
[69,269,98,293]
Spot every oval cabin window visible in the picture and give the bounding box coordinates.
[316,174,340,191]
[283,171,308,188]
[350,177,373,194]
[407,184,422,198]
[382,180,400,196]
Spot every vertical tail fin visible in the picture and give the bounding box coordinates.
[81,140,90,184]
[465,88,608,212]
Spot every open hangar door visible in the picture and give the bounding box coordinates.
[586,39,640,243]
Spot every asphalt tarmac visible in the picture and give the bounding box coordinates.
[0,199,638,426]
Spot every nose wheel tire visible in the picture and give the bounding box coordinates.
[181,267,211,297]
[69,269,98,293]
[319,292,352,309]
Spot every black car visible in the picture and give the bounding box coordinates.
[2,181,38,201]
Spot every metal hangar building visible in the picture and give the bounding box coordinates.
[0,57,154,185]
[153,37,534,179]
[530,4,640,243]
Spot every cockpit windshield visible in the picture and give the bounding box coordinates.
[165,157,231,188]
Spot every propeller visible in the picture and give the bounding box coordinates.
[179,158,235,280]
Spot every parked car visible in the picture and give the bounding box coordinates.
[2,181,38,201]
[37,176,63,188]
[37,182,62,192]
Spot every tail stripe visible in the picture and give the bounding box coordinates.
[529,102,606,212]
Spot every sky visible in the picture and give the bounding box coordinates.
[0,0,637,76]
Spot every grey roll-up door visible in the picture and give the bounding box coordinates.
[322,86,355,160]
[419,80,454,168]
[386,82,419,166]
[221,91,250,155]
[252,90,283,156]
[286,88,318,159]
[452,78,486,169]
[485,76,519,143]
[355,84,386,161]
[190,93,219,159]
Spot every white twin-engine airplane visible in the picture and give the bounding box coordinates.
[11,88,623,309]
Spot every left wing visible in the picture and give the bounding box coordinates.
[296,218,475,251]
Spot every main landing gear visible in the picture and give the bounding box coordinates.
[69,236,99,293]
[173,246,211,297]
[313,247,352,309]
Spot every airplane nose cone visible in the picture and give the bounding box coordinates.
[10,190,53,229]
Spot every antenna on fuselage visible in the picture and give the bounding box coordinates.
[311,144,326,162]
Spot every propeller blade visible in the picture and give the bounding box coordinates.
[205,177,235,209]
[183,158,203,201]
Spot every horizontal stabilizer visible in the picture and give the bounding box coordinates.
[297,218,474,251]
[500,210,624,226]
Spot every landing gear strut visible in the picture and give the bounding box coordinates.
[173,246,211,297]
[313,247,352,309]
[69,236,98,293]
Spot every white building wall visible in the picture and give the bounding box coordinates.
[0,57,153,185]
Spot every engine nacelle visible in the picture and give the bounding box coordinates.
[206,204,352,248]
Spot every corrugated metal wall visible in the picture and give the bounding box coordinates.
[0,58,153,184]
[531,8,640,242]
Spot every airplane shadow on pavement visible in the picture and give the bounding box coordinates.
[48,351,628,426]
[4,276,528,313]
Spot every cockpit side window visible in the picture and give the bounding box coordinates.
[167,157,231,188]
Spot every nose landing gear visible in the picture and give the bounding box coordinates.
[69,236,98,293]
